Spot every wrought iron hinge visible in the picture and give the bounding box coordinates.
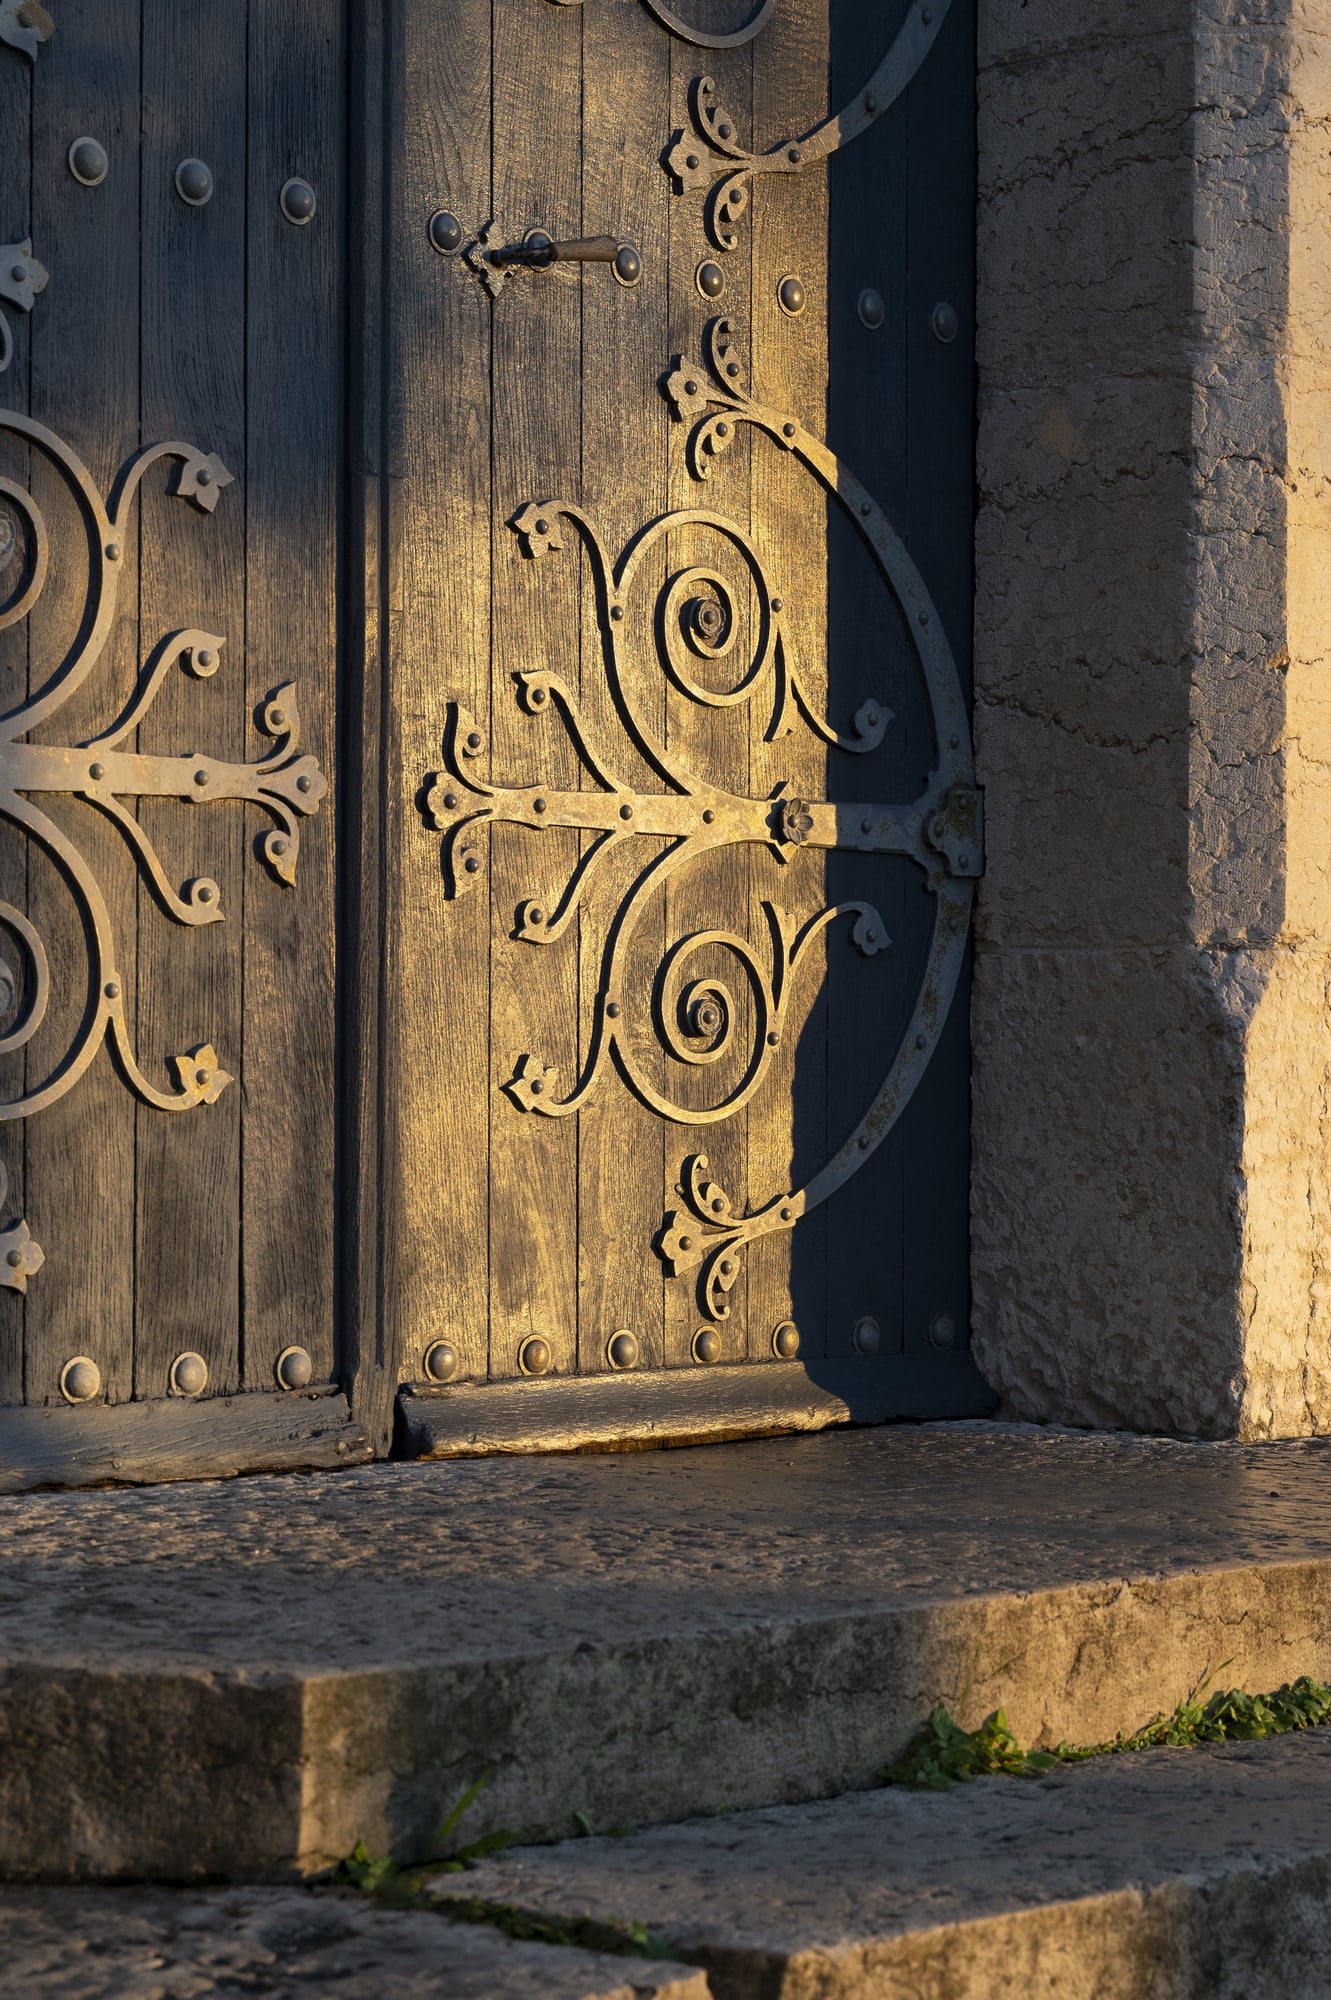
[0,0,53,61]
[0,241,48,373]
[925,784,984,878]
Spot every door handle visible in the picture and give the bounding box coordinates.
[490,229,642,287]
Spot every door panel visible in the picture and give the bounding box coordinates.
[391,0,990,1446]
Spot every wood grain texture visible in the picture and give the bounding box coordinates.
[0,1388,369,1493]
[398,1350,995,1458]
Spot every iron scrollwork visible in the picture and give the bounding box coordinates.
[0,0,52,61]
[425,318,979,1321]
[0,410,327,1276]
[548,0,773,47]
[665,0,950,251]
[0,243,48,375]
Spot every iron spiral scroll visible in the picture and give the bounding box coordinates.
[425,319,981,1323]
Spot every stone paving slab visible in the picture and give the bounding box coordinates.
[0,1885,707,1999]
[435,1732,1331,1999]
[5,1424,1331,1876]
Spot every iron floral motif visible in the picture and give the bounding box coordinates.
[0,0,52,61]
[425,319,979,1320]
[0,243,48,375]
[0,410,327,1274]
[665,0,950,250]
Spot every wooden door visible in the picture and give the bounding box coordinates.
[0,1,359,1484]
[379,0,993,1453]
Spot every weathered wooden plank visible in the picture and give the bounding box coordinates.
[25,1,140,1407]
[487,0,584,1382]
[392,0,493,1391]
[241,0,342,1389]
[575,0,672,1378]
[0,1387,369,1493]
[398,1350,995,1459]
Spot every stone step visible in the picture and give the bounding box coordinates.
[0,1884,708,1999]
[5,1422,1331,1878]
[438,1731,1331,1999]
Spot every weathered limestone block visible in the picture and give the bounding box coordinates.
[973,2,1331,1433]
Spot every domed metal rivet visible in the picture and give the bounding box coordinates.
[103,980,119,1001]
[68,136,109,188]
[279,177,317,226]
[423,1340,459,1384]
[719,1258,735,1276]
[696,259,725,300]
[772,1321,800,1360]
[780,1205,793,1222]
[692,1326,722,1365]
[864,91,878,115]
[5,1249,21,1269]
[702,808,715,824]
[685,153,700,170]
[771,595,784,612]
[519,1335,552,1376]
[105,542,120,562]
[194,768,209,786]
[463,854,480,873]
[170,1350,208,1398]
[607,1329,638,1370]
[88,762,105,781]
[466,730,483,750]
[619,802,633,819]
[858,287,885,331]
[929,1312,957,1351]
[777,274,806,317]
[429,209,464,255]
[610,604,625,621]
[60,1355,101,1404]
[195,648,215,670]
[275,1344,313,1390]
[787,146,802,164]
[930,299,958,343]
[297,774,312,793]
[605,1001,621,1018]
[271,837,289,857]
[853,1316,881,1355]
[175,157,214,208]
[613,243,642,287]
[767,1030,779,1046]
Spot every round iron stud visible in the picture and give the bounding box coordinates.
[857,287,885,331]
[423,1339,459,1384]
[930,299,958,344]
[776,274,806,317]
[929,1311,957,1351]
[772,1320,800,1360]
[607,1329,638,1370]
[692,1326,722,1366]
[613,243,643,287]
[519,1335,552,1376]
[170,1350,208,1398]
[275,1344,313,1391]
[429,210,464,255]
[68,135,109,188]
[852,1315,881,1355]
[175,157,215,208]
[279,177,317,226]
[695,259,725,301]
[60,1355,101,1404]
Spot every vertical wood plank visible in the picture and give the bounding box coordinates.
[134,0,247,1403]
[242,0,343,1388]
[487,0,584,1381]
[25,5,140,1406]
[392,0,493,1389]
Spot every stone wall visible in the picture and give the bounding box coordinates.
[972,2,1331,1435]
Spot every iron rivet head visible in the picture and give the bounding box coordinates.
[6,1249,22,1269]
[520,1335,552,1376]
[528,907,545,926]
[767,1030,779,1046]
[297,774,312,793]
[606,1001,621,1018]
[771,595,784,611]
[725,361,740,377]
[279,177,317,226]
[950,733,960,749]
[170,1350,208,1397]
[780,1205,793,1222]
[466,730,482,749]
[529,1077,544,1095]
[787,146,802,163]
[853,1315,882,1355]
[692,1326,722,1365]
[197,884,214,902]
[860,502,871,516]
[270,707,286,727]
[611,604,625,621]
[861,818,873,834]
[864,91,878,114]
[196,648,215,669]
[922,5,933,24]
[929,1312,957,1351]
[60,1355,101,1404]
[619,802,633,820]
[104,980,119,1000]
[678,1234,693,1251]
[423,1339,459,1384]
[196,466,213,488]
[919,610,929,627]
[782,422,796,439]
[777,274,806,317]
[613,243,642,287]
[772,1321,800,1360]
[89,762,105,781]
[533,797,547,813]
[271,837,290,858]
[686,153,700,170]
[463,854,480,873]
[696,260,725,300]
[916,1033,928,1049]
[715,421,729,437]
[719,1258,735,1276]
[275,1345,313,1391]
[441,792,458,810]
[68,135,109,188]
[429,209,464,254]
[607,1329,638,1370]
[865,929,877,945]
[858,287,885,331]
[711,1196,724,1212]
[534,518,550,534]
[194,1066,209,1087]
[717,121,733,139]
[105,542,120,562]
[858,1134,870,1150]
[703,809,715,824]
[175,156,214,207]
[9,264,24,284]
[931,300,958,344]
[530,687,548,706]
[194,768,208,786]
[684,379,700,396]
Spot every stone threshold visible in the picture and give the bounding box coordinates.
[3,1423,1331,1879]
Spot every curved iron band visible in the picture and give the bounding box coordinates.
[639,0,773,47]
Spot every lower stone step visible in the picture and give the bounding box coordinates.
[0,1885,707,1999]
[438,1731,1331,1999]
